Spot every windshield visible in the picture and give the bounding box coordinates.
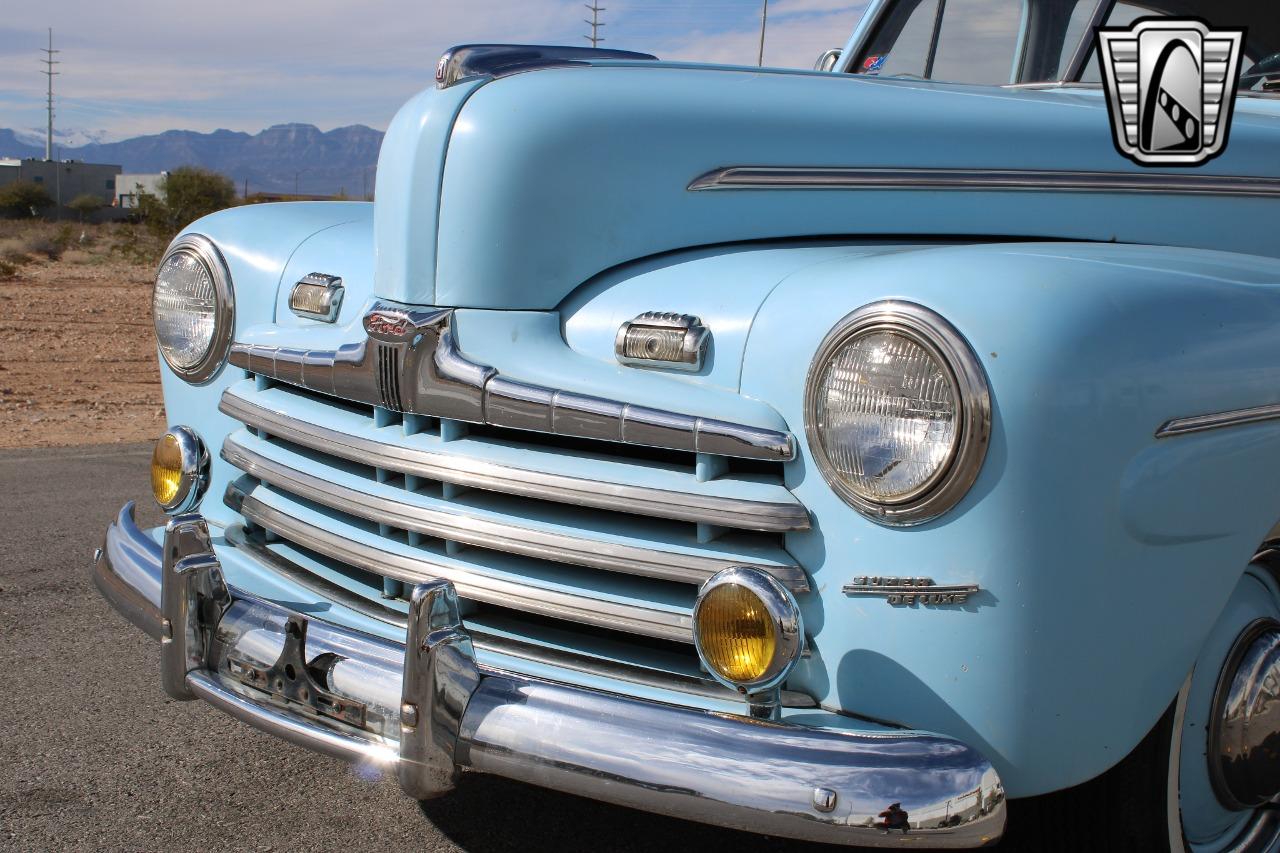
[851,0,1279,91]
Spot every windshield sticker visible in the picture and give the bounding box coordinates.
[862,54,886,75]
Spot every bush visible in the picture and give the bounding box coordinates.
[139,166,237,240]
[68,193,104,221]
[0,182,54,218]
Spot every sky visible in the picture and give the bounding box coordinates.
[0,0,868,140]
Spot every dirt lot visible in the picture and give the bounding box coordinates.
[0,222,164,448]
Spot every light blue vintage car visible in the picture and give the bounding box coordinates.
[94,0,1280,848]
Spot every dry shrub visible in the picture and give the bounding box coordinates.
[61,248,96,265]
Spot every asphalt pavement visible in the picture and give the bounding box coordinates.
[0,444,1051,852]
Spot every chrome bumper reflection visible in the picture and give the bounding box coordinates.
[93,502,1007,848]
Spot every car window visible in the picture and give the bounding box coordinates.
[858,0,942,78]
[931,0,1026,84]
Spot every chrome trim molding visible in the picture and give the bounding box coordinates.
[693,567,804,718]
[615,312,711,372]
[1157,403,1280,438]
[288,272,344,323]
[804,301,992,527]
[154,425,211,514]
[228,302,794,462]
[218,389,809,533]
[435,44,657,89]
[687,166,1280,198]
[228,485,696,643]
[221,433,807,592]
[222,521,817,708]
[93,504,1008,848]
[155,233,236,384]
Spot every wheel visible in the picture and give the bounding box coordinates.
[1174,560,1280,852]
[1008,561,1280,852]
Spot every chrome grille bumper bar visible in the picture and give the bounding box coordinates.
[93,503,1007,848]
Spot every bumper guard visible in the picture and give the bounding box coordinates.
[93,502,1006,847]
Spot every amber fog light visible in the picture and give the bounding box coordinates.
[151,426,210,514]
[694,567,803,693]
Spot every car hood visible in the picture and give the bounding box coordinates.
[372,59,1280,309]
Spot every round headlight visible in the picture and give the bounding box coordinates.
[693,567,803,693]
[153,234,233,383]
[150,426,210,513]
[805,301,990,526]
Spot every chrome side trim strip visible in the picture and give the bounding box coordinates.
[219,389,809,532]
[234,494,695,643]
[228,303,795,462]
[687,166,1280,198]
[221,433,807,591]
[1156,403,1280,438]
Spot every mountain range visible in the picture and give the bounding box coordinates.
[0,123,384,197]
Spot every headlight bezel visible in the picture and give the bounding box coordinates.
[803,300,991,527]
[153,233,234,384]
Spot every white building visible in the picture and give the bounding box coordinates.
[115,172,168,208]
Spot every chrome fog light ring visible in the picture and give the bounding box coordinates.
[693,566,804,694]
[804,300,991,527]
[151,425,211,514]
[153,233,235,384]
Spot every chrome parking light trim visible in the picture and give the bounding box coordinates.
[234,492,696,643]
[1156,403,1280,438]
[221,433,807,591]
[288,273,345,323]
[154,426,211,514]
[228,302,795,462]
[93,503,1009,848]
[693,567,804,709]
[687,166,1280,198]
[218,389,810,533]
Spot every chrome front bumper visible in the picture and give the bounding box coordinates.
[94,502,1007,848]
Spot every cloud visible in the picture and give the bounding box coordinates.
[0,0,869,138]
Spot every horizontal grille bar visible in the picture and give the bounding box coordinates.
[235,492,694,643]
[219,387,809,533]
[223,523,815,707]
[222,433,806,591]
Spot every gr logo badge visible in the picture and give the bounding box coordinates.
[1096,18,1245,166]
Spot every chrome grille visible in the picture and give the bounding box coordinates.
[217,375,810,682]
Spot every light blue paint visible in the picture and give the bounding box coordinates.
[151,44,1280,804]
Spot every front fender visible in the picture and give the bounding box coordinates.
[740,241,1280,797]
[157,201,373,530]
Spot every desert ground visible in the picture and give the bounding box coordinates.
[0,220,165,448]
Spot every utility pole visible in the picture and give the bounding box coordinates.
[757,0,768,67]
[584,3,605,48]
[40,29,59,161]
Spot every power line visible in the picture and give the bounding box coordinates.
[757,0,768,67]
[40,28,60,161]
[584,3,606,48]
